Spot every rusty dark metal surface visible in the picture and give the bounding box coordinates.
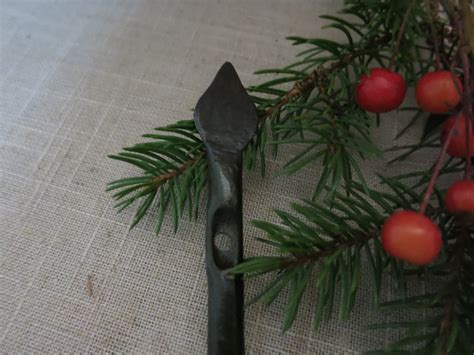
[194,62,258,355]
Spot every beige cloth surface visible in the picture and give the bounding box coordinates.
[0,0,425,353]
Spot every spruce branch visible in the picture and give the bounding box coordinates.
[107,120,207,232]
[279,231,376,268]
[152,151,205,186]
[230,179,428,331]
[262,35,389,119]
[260,34,391,198]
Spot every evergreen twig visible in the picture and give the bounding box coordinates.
[263,35,389,118]
[280,231,376,268]
[152,152,205,186]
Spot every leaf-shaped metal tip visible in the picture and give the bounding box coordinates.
[194,62,258,154]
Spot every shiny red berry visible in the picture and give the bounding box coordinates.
[441,114,474,158]
[381,211,442,265]
[445,180,474,213]
[415,71,462,113]
[355,68,406,113]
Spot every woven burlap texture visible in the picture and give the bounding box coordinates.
[1,0,434,353]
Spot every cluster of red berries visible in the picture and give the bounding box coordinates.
[355,67,463,115]
[355,68,474,265]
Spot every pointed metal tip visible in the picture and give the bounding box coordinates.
[221,61,233,69]
[215,61,239,85]
[219,62,236,75]
[194,62,258,154]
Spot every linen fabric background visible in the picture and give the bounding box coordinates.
[1,0,434,353]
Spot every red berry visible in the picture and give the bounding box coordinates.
[415,71,462,113]
[445,180,474,213]
[381,211,442,265]
[441,114,474,158]
[355,68,406,113]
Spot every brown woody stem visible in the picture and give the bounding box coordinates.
[419,117,458,214]
[281,232,375,268]
[442,0,473,179]
[152,152,205,185]
[388,0,417,69]
[437,217,471,354]
[456,9,473,179]
[264,36,389,118]
[425,0,442,70]
[463,52,472,179]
